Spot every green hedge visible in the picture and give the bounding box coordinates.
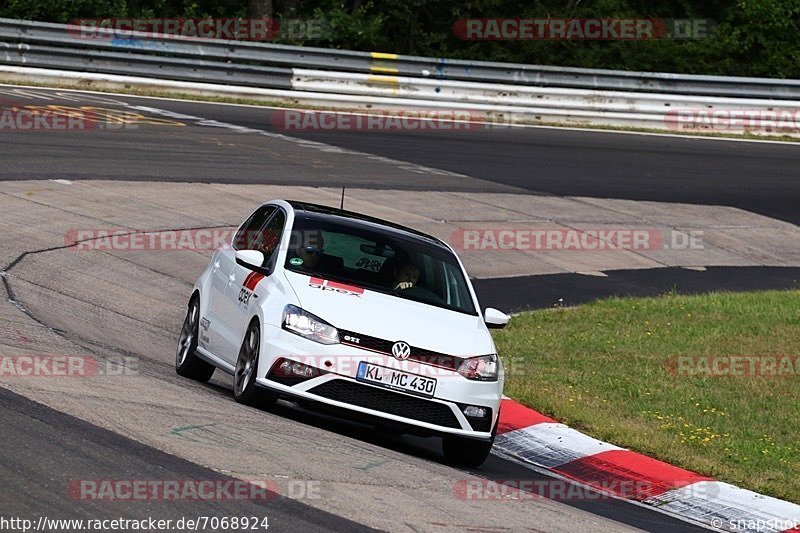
[3,0,799,79]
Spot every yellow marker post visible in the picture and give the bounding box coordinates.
[369,52,400,74]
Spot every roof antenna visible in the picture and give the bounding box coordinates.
[340,186,346,210]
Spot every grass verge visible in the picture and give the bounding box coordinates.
[493,290,800,503]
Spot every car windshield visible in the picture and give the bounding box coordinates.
[285,214,477,315]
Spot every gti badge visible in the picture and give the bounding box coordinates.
[391,341,411,360]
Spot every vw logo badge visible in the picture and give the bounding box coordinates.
[391,341,411,360]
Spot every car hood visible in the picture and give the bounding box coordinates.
[284,271,494,357]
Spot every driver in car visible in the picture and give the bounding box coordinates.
[392,262,420,291]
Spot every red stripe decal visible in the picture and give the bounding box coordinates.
[496,398,556,435]
[245,273,265,291]
[551,449,712,500]
[326,279,365,295]
[308,277,364,295]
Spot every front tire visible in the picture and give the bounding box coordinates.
[233,321,276,408]
[442,434,495,468]
[175,296,215,382]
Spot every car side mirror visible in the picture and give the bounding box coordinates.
[484,307,510,329]
[235,250,270,275]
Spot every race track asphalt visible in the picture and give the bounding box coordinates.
[473,266,800,311]
[0,387,368,532]
[1,84,797,532]
[1,87,798,225]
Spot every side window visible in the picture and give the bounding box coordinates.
[442,262,472,311]
[253,209,286,267]
[233,205,276,250]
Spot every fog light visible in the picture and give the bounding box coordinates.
[292,363,312,377]
[275,358,320,378]
[463,405,487,418]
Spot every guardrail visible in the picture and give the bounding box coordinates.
[1,17,799,134]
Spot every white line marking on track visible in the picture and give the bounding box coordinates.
[2,82,799,146]
[0,88,53,100]
[129,104,469,178]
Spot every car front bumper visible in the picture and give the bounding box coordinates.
[256,325,502,440]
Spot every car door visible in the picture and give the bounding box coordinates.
[223,208,287,362]
[203,248,233,356]
[208,204,276,361]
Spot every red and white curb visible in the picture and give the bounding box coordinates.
[494,398,800,532]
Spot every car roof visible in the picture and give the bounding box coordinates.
[286,200,447,247]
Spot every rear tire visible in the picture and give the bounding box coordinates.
[233,321,276,409]
[175,296,215,383]
[442,434,495,468]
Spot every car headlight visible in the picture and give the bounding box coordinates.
[458,354,499,381]
[282,304,339,345]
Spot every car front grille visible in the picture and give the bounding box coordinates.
[338,329,462,371]
[308,379,462,429]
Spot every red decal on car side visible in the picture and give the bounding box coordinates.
[244,272,265,291]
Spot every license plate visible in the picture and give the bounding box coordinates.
[356,362,437,398]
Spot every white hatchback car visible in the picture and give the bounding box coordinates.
[176,200,509,466]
